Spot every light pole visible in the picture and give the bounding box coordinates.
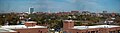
[3,15,7,25]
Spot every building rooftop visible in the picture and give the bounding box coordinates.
[1,25,47,29]
[73,25,120,30]
[25,21,37,23]
[64,20,74,22]
[0,28,16,32]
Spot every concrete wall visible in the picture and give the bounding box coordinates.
[14,28,48,33]
[63,27,120,33]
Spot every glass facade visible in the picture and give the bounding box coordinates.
[29,8,34,14]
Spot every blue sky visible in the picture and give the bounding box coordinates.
[0,0,120,13]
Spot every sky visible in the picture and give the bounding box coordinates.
[0,0,120,13]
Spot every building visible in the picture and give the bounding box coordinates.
[103,11,107,13]
[0,21,48,33]
[63,20,120,33]
[82,11,91,15]
[29,7,34,14]
[0,28,17,33]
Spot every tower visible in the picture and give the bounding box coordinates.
[29,7,34,14]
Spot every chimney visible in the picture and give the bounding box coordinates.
[25,21,37,27]
[63,20,74,29]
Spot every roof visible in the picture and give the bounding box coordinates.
[64,20,74,22]
[1,25,47,29]
[25,21,37,23]
[0,28,16,32]
[73,25,120,30]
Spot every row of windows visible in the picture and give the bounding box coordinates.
[82,31,98,33]
[63,30,120,33]
[63,31,98,33]
[109,30,120,33]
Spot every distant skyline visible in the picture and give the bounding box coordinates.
[0,0,120,13]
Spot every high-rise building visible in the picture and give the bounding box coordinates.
[29,7,34,14]
[103,11,107,13]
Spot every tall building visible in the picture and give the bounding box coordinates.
[29,7,34,14]
[103,11,107,13]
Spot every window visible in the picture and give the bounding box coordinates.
[76,32,79,33]
[38,30,42,33]
[109,31,112,33]
[18,32,20,33]
[113,31,115,33]
[82,32,84,33]
[40,31,42,33]
[91,31,95,33]
[88,31,90,33]
[96,31,98,33]
[109,31,115,33]
[63,31,67,33]
[118,30,120,33]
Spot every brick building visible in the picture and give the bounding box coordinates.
[63,20,120,33]
[0,21,48,33]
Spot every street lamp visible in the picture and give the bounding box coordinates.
[2,15,7,25]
